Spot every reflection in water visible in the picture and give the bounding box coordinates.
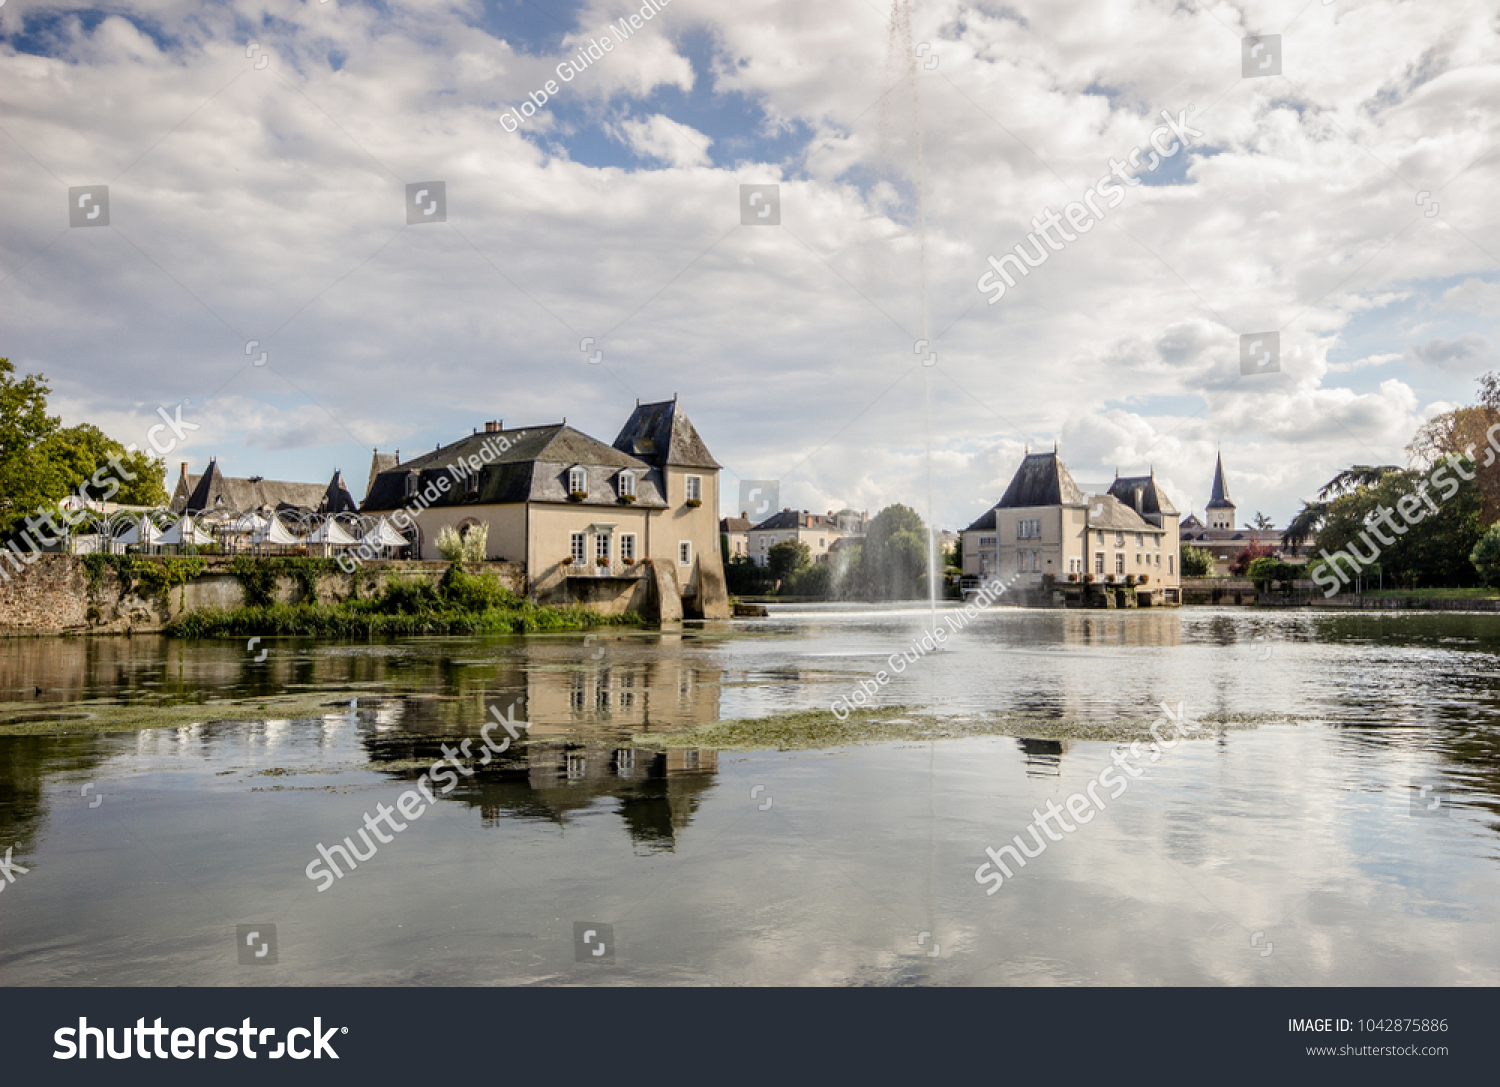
[3,608,1500,985]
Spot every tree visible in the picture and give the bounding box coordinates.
[856,504,928,599]
[1251,511,1275,529]
[1229,540,1276,576]
[1313,466,1482,588]
[767,540,811,584]
[789,562,834,599]
[0,359,166,534]
[1471,524,1500,587]
[1246,556,1298,592]
[1180,543,1212,577]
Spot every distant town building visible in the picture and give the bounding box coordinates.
[171,460,354,515]
[961,450,1181,598]
[719,514,753,559]
[746,507,868,567]
[1177,454,1297,575]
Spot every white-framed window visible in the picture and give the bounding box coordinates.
[1115,532,1125,548]
[595,533,610,563]
[570,532,586,564]
[1016,552,1025,573]
[685,476,702,504]
[979,535,997,549]
[1017,517,1040,539]
[568,466,587,495]
[679,541,692,565]
[405,472,418,497]
[618,470,636,498]
[819,538,825,548]
[462,465,479,495]
[1136,553,1142,566]
[1095,530,1104,545]
[1155,552,1160,566]
[1136,532,1143,546]
[620,534,636,562]
[1115,554,1125,574]
[1095,552,1104,574]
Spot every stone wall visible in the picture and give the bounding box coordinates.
[0,556,525,637]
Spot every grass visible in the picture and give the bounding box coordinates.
[634,706,1298,751]
[164,562,641,638]
[1357,587,1498,601]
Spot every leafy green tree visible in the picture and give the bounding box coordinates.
[856,504,928,599]
[1313,466,1482,588]
[767,540,811,584]
[789,562,833,599]
[1180,543,1212,577]
[1470,524,1500,587]
[0,360,166,535]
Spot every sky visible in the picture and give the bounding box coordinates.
[2,0,1498,529]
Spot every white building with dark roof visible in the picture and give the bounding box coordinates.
[962,450,1181,598]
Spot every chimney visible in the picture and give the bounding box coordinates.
[179,462,188,484]
[485,420,501,433]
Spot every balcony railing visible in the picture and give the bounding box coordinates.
[565,560,649,579]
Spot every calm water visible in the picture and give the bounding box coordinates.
[2,604,1498,985]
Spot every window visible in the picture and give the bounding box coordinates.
[678,541,692,565]
[1155,552,1160,566]
[620,534,636,562]
[685,476,702,504]
[570,532,586,564]
[1096,530,1104,545]
[1168,555,1174,574]
[595,533,610,563]
[1095,552,1105,574]
[1115,532,1125,548]
[1016,552,1026,573]
[820,538,825,548]
[569,466,587,494]
[1017,518,1040,540]
[405,472,418,497]
[979,535,997,549]
[1135,533,1143,547]
[1115,554,1125,574]
[1136,553,1142,566]
[618,470,636,498]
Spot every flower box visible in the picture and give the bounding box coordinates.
[685,498,702,508]
[568,491,587,502]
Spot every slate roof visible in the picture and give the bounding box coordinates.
[613,400,721,470]
[720,516,754,534]
[362,424,666,512]
[1206,453,1234,509]
[366,452,398,499]
[323,471,359,514]
[964,451,1086,532]
[1107,474,1179,519]
[750,510,835,532]
[1085,493,1158,533]
[182,461,331,513]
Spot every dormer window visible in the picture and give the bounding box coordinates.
[405,472,419,498]
[618,470,636,499]
[568,466,587,497]
[463,466,480,496]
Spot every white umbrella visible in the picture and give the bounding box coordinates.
[359,518,408,549]
[156,515,214,547]
[113,515,164,546]
[250,516,304,546]
[304,518,359,546]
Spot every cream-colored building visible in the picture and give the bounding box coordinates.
[962,451,1181,599]
[746,508,868,568]
[363,399,729,619]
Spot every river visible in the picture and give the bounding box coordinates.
[1,603,1497,985]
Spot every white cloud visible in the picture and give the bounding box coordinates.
[614,113,713,167]
[1441,277,1500,316]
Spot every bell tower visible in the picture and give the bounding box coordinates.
[1205,453,1235,530]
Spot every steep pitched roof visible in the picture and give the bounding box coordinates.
[720,516,754,533]
[362,424,664,512]
[323,471,358,514]
[996,452,1086,509]
[1206,453,1233,509]
[366,451,397,499]
[182,461,329,513]
[613,400,721,470]
[1108,474,1179,518]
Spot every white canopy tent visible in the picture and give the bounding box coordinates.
[155,516,214,547]
[359,518,408,551]
[250,516,304,548]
